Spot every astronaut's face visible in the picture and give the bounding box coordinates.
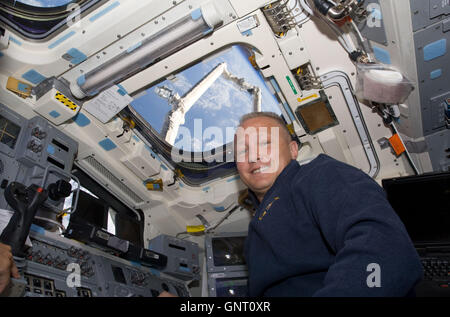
[235,116,298,202]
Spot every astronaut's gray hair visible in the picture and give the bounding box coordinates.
[238,112,292,142]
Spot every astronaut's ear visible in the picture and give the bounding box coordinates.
[289,140,299,159]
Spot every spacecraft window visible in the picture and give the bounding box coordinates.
[107,207,117,236]
[62,182,118,236]
[62,179,98,230]
[13,0,75,7]
[130,45,282,154]
[62,168,145,247]
[0,0,100,39]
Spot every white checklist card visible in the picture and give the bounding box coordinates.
[83,85,133,124]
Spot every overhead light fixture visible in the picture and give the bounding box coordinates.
[70,2,223,99]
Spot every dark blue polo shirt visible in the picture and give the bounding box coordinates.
[244,154,423,296]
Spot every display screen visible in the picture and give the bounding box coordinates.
[215,277,248,297]
[0,115,21,149]
[212,236,246,267]
[383,173,450,244]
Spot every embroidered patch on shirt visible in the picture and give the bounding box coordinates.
[259,197,280,221]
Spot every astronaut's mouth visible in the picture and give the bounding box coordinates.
[252,166,270,174]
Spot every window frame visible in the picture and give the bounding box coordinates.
[0,0,102,40]
[124,45,290,186]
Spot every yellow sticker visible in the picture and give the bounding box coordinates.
[286,123,295,135]
[55,92,78,112]
[145,178,163,191]
[297,94,319,103]
[186,225,205,233]
[6,77,32,98]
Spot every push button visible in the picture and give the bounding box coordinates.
[33,278,41,288]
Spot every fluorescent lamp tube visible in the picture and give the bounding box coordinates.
[70,3,223,99]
